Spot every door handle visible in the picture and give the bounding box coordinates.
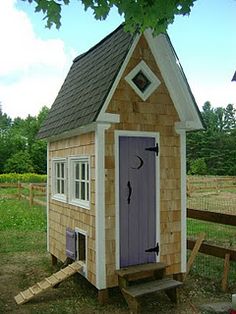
[127,181,132,204]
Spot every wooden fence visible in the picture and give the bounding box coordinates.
[187,208,236,290]
[187,176,236,196]
[0,182,46,206]
[187,208,236,261]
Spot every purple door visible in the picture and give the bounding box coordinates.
[119,136,156,267]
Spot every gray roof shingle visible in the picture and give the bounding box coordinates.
[232,71,236,82]
[38,24,134,139]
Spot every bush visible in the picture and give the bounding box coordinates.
[4,151,34,174]
[188,158,208,175]
[0,173,47,183]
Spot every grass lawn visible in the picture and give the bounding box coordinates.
[0,196,233,313]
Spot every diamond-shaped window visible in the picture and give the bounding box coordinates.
[132,70,151,93]
[125,60,161,101]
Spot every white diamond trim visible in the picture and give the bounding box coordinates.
[125,60,161,101]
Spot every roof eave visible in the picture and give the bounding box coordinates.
[144,29,204,131]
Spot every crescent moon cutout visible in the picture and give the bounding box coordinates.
[131,155,144,170]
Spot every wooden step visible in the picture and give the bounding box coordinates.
[122,277,182,298]
[116,262,166,288]
[14,261,83,305]
[121,278,183,313]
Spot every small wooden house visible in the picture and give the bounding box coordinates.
[38,25,203,297]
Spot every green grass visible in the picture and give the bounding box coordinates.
[0,231,46,253]
[0,198,46,254]
[188,218,236,248]
[189,252,236,287]
[0,199,46,231]
[0,187,18,195]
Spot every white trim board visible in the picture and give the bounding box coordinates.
[95,123,111,289]
[75,227,88,278]
[144,30,203,131]
[177,129,187,273]
[114,130,160,269]
[46,142,50,252]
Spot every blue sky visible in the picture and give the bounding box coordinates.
[0,0,235,118]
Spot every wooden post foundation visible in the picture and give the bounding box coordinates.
[51,254,58,266]
[173,273,184,282]
[98,289,109,305]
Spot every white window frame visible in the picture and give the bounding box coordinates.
[68,156,90,209]
[51,158,67,203]
[125,60,161,101]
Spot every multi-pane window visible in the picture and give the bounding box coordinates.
[52,159,66,202]
[69,157,90,208]
[52,156,90,208]
[56,162,65,194]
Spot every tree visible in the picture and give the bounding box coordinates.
[224,104,236,131]
[22,0,196,33]
[187,102,236,176]
[30,140,47,174]
[0,106,49,174]
[4,151,34,174]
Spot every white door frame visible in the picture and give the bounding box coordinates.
[114,130,160,269]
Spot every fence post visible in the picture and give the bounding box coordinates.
[18,181,21,200]
[222,253,230,292]
[29,183,33,206]
[184,232,205,281]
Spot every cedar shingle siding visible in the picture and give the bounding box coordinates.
[38,25,134,139]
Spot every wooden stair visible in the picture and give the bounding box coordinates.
[14,261,83,305]
[116,263,183,313]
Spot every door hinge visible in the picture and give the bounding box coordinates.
[145,143,159,156]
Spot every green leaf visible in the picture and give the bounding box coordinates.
[22,0,196,33]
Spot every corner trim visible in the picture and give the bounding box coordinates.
[175,121,200,132]
[97,113,120,124]
[95,123,111,289]
[176,129,187,273]
[47,142,50,252]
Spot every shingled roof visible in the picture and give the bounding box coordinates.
[232,71,236,82]
[38,24,134,139]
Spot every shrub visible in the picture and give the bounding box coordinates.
[0,173,47,183]
[4,151,34,174]
[188,158,208,175]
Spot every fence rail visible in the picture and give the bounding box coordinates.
[187,207,236,257]
[0,182,46,206]
[187,176,236,196]
[188,239,236,261]
[187,208,236,226]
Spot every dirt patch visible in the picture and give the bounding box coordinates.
[0,251,232,314]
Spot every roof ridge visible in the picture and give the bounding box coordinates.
[73,23,127,63]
